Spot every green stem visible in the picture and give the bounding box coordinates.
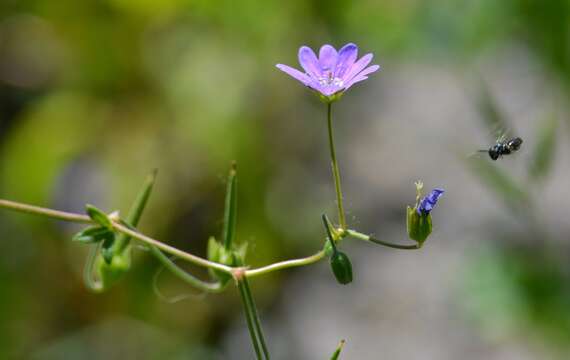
[346,229,419,250]
[0,199,92,223]
[326,102,347,230]
[0,198,329,277]
[0,199,234,273]
[111,222,235,273]
[83,243,104,293]
[242,277,270,358]
[148,246,226,293]
[237,280,263,359]
[245,250,325,277]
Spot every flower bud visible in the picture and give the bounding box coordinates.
[207,237,246,286]
[407,184,444,246]
[330,251,353,285]
[97,250,131,289]
[406,206,432,245]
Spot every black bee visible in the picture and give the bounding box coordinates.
[483,137,523,160]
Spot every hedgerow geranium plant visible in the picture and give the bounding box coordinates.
[0,43,444,359]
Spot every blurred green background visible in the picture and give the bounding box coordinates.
[0,0,569,359]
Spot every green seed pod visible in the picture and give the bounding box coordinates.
[406,206,432,246]
[330,251,353,285]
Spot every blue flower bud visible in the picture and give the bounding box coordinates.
[407,183,444,245]
[417,188,445,215]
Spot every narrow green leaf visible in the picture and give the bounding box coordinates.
[73,226,112,244]
[529,115,558,181]
[114,169,157,253]
[85,204,112,229]
[222,162,238,249]
[330,340,346,360]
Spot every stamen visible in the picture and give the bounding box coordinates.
[317,70,344,88]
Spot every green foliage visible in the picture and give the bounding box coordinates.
[461,245,570,351]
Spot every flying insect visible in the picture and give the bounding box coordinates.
[478,136,523,160]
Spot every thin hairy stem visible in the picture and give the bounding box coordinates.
[245,250,326,277]
[0,199,234,273]
[111,222,234,273]
[0,199,91,223]
[326,103,347,230]
[0,199,331,278]
[346,229,420,250]
[148,246,226,293]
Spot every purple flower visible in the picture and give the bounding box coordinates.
[417,188,445,215]
[276,43,380,98]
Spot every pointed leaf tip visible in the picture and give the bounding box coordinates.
[86,204,113,229]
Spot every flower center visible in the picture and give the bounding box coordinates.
[318,70,344,88]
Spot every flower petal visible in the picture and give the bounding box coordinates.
[344,75,368,90]
[276,64,311,85]
[356,64,380,78]
[335,43,358,79]
[318,44,338,72]
[344,64,379,89]
[342,53,373,82]
[298,46,321,78]
[426,188,445,204]
[417,188,445,215]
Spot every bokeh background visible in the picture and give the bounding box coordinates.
[1,0,569,359]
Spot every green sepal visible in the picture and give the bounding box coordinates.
[207,237,236,285]
[100,232,117,264]
[319,91,344,104]
[330,251,353,285]
[85,204,113,229]
[406,206,432,245]
[323,238,334,257]
[73,226,113,244]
